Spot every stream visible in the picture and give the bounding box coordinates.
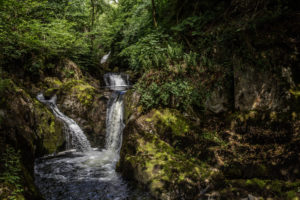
[34,74,152,200]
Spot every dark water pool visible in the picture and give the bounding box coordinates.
[34,149,152,200]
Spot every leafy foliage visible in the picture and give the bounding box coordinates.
[0,147,24,200]
[0,0,109,73]
[137,80,193,111]
[1,0,297,112]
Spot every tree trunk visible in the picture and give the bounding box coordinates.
[90,0,96,49]
[151,0,157,28]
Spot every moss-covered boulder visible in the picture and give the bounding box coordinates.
[119,109,221,199]
[34,59,108,147]
[51,79,108,147]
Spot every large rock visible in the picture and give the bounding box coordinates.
[234,65,292,111]
[205,86,230,113]
[118,113,218,200]
[57,79,108,147]
[119,91,219,199]
[41,61,108,147]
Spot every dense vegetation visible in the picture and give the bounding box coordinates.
[1,0,299,111]
[0,0,299,199]
[2,0,298,112]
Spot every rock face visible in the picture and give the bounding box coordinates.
[119,91,221,199]
[119,109,218,200]
[234,66,291,111]
[119,88,300,199]
[39,59,109,147]
[205,65,295,114]
[0,79,64,199]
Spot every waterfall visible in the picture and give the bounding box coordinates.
[105,73,128,152]
[37,94,91,152]
[100,51,111,64]
[34,75,151,199]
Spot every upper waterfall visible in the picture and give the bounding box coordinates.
[37,93,91,152]
[104,73,130,91]
[104,73,129,152]
[100,52,111,64]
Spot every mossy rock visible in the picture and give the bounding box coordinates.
[119,115,220,200]
[59,79,96,107]
[146,108,190,137]
[43,77,62,89]
[34,100,64,154]
[124,89,141,122]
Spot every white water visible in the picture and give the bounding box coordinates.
[104,73,130,91]
[101,52,111,64]
[34,74,151,200]
[37,94,91,152]
[105,74,127,152]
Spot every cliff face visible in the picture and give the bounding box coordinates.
[0,60,107,199]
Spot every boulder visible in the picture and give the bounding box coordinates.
[119,91,219,199]
[205,86,230,113]
[234,66,291,111]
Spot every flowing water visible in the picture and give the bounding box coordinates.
[101,52,111,64]
[36,94,91,152]
[35,74,152,200]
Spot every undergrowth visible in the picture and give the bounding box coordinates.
[0,147,24,200]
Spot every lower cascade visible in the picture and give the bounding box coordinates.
[34,74,151,200]
[36,94,91,152]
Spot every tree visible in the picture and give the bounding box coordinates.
[151,0,157,27]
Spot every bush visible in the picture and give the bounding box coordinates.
[136,75,205,112]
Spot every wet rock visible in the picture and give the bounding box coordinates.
[124,90,141,122]
[40,61,107,148]
[57,80,107,147]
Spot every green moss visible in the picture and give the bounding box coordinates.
[290,89,300,97]
[228,179,300,198]
[60,79,86,91]
[44,77,62,88]
[44,88,59,98]
[76,91,94,106]
[246,178,267,190]
[201,131,226,146]
[34,100,64,153]
[233,110,259,122]
[60,79,95,106]
[121,128,215,199]
[286,191,299,200]
[149,109,189,136]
